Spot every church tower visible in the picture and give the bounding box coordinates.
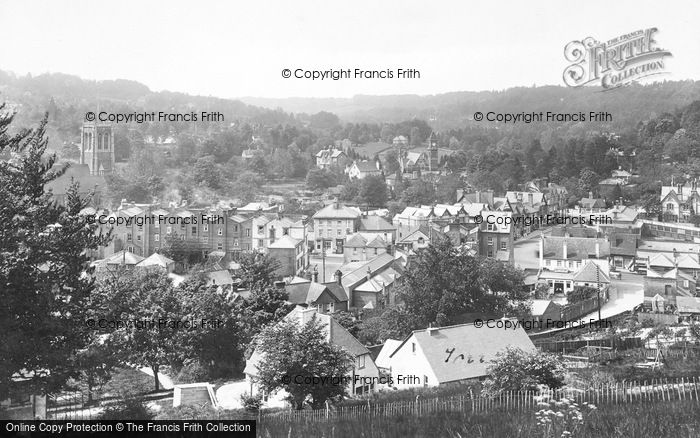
[427,131,439,172]
[80,122,115,176]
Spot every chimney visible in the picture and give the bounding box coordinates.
[595,241,600,259]
[562,239,568,261]
[312,269,319,283]
[366,267,372,282]
[588,191,593,199]
[539,234,544,267]
[334,269,343,285]
[427,323,438,336]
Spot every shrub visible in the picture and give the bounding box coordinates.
[240,393,263,412]
[482,347,566,395]
[567,286,598,304]
[155,404,218,420]
[99,396,154,420]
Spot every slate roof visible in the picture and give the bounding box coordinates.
[573,262,611,283]
[103,250,144,266]
[138,252,174,268]
[543,236,610,260]
[268,235,301,249]
[390,321,536,383]
[677,296,700,313]
[374,339,402,369]
[359,216,395,232]
[45,163,106,195]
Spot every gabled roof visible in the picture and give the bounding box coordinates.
[206,270,233,286]
[677,296,700,313]
[573,262,610,283]
[103,250,144,266]
[580,198,606,209]
[648,253,676,269]
[353,160,380,173]
[341,253,397,288]
[138,252,174,268]
[390,321,536,383]
[398,226,430,244]
[375,339,402,369]
[530,299,558,316]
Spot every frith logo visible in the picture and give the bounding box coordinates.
[563,28,672,89]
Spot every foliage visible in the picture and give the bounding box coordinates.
[357,175,388,207]
[534,392,596,438]
[253,317,354,410]
[483,347,566,395]
[99,395,155,420]
[0,109,111,396]
[394,238,530,331]
[566,286,599,304]
[240,392,264,412]
[239,251,281,289]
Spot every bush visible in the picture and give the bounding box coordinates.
[155,404,218,420]
[240,393,263,412]
[176,360,209,384]
[567,286,599,304]
[482,347,566,395]
[99,396,154,420]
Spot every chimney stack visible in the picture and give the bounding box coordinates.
[539,234,545,267]
[595,241,600,259]
[562,239,568,261]
[334,269,343,285]
[366,267,372,282]
[427,323,438,336]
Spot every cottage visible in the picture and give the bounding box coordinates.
[387,321,536,389]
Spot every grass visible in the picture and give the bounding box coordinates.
[257,400,700,438]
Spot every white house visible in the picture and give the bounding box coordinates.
[386,321,536,389]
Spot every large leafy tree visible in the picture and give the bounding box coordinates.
[0,109,110,396]
[238,251,280,289]
[253,317,354,410]
[394,237,529,330]
[92,268,182,392]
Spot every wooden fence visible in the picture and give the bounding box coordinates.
[534,337,643,353]
[261,376,700,423]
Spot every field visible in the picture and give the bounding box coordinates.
[258,401,700,438]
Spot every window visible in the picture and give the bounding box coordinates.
[203,235,208,242]
[557,260,562,267]
[203,224,208,232]
[191,226,197,235]
[217,242,223,250]
[233,224,238,232]
[218,228,223,236]
[136,235,141,242]
[487,249,493,257]
[155,221,160,229]
[353,248,357,254]
[337,229,342,236]
[487,237,493,245]
[546,260,551,266]
[374,248,378,255]
[234,239,239,246]
[487,223,495,231]
[258,225,264,235]
[138,224,143,232]
[411,343,416,354]
[337,220,342,226]
[358,355,366,369]
[500,241,507,251]
[154,234,159,242]
[258,239,264,247]
[166,226,172,234]
[126,233,132,242]
[667,203,674,210]
[246,228,251,237]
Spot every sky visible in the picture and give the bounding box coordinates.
[0,0,698,99]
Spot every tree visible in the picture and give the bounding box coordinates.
[395,238,529,330]
[193,155,222,189]
[240,286,294,341]
[306,168,337,191]
[358,175,388,207]
[1,110,110,396]
[176,277,245,377]
[93,268,182,391]
[239,251,281,289]
[482,347,566,395]
[253,317,354,409]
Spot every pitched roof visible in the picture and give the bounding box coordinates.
[359,216,395,232]
[286,282,348,305]
[268,235,301,249]
[286,307,369,356]
[45,163,106,195]
[353,160,380,173]
[313,203,361,219]
[103,250,144,266]
[341,253,397,289]
[138,252,174,268]
[375,339,402,369]
[677,296,700,313]
[391,321,536,383]
[573,262,611,283]
[206,270,233,286]
[530,299,557,316]
[543,236,610,260]
[580,198,606,209]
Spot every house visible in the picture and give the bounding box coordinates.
[538,234,610,295]
[395,226,431,253]
[244,306,379,398]
[644,268,697,309]
[312,202,362,254]
[374,339,403,373]
[660,180,700,222]
[392,135,408,147]
[339,253,404,309]
[478,211,514,263]
[45,163,105,207]
[578,194,607,213]
[386,321,536,389]
[530,300,562,325]
[268,235,307,278]
[358,215,397,244]
[284,281,349,313]
[346,160,382,180]
[315,147,349,169]
[92,250,144,272]
[505,191,548,219]
[343,233,389,262]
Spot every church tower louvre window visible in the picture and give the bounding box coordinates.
[80,122,115,176]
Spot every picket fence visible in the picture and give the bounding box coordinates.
[261,376,700,422]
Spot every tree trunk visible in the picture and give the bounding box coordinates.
[152,364,160,392]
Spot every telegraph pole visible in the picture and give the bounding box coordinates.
[596,262,602,322]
